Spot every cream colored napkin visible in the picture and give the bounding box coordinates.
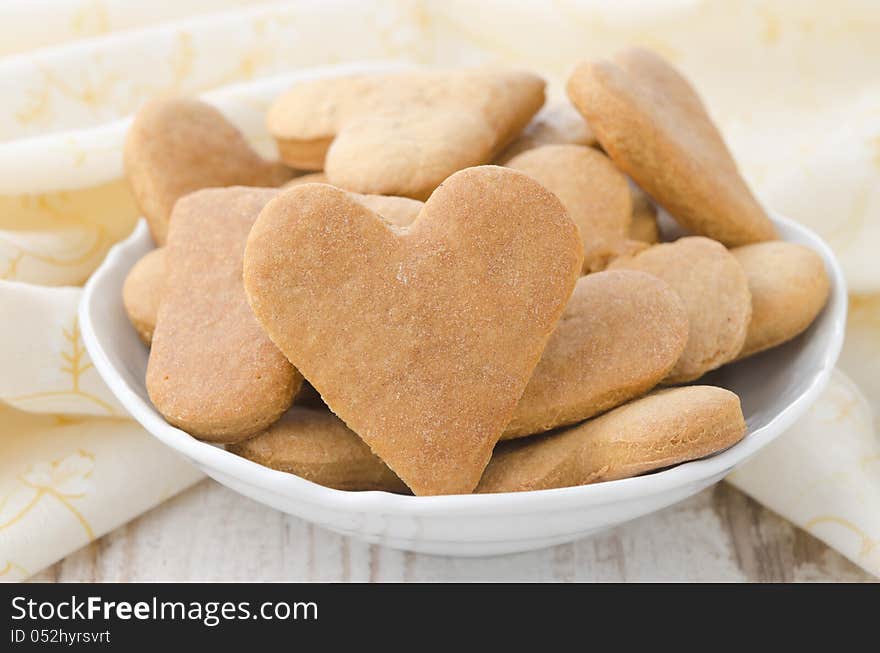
[0,0,877,579]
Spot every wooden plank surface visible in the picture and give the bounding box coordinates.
[31,480,872,582]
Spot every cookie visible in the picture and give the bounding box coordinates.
[243,166,582,495]
[732,241,830,359]
[495,102,596,164]
[147,187,301,443]
[267,69,545,199]
[503,270,688,439]
[123,247,165,346]
[477,386,746,493]
[125,98,293,245]
[567,48,777,247]
[609,236,752,383]
[229,407,408,493]
[505,144,633,272]
[628,182,660,244]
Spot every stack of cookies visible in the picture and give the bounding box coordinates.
[122,49,831,497]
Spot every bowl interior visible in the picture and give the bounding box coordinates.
[80,210,847,514]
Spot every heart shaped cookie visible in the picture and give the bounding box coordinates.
[478,386,746,493]
[147,187,302,443]
[125,98,292,245]
[610,236,752,383]
[267,69,545,199]
[502,270,688,439]
[567,48,777,247]
[243,166,583,495]
[506,144,636,272]
[732,241,830,359]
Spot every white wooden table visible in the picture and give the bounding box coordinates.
[33,480,871,582]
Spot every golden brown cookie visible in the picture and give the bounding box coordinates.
[609,236,752,383]
[123,247,165,346]
[229,407,408,493]
[267,69,545,199]
[506,144,632,272]
[495,102,596,164]
[478,386,746,493]
[628,182,660,244]
[503,270,688,439]
[567,48,777,247]
[147,187,301,443]
[244,166,583,495]
[124,98,293,245]
[732,241,831,359]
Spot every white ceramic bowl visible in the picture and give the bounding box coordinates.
[80,212,846,556]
